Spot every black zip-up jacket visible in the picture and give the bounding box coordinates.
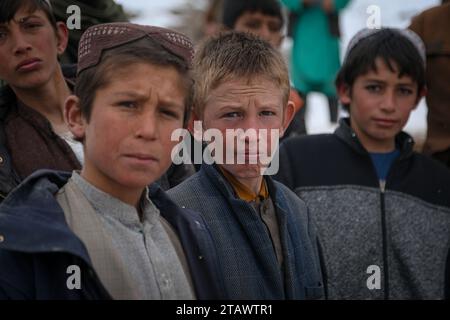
[275,118,450,299]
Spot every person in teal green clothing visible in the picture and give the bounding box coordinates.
[282,0,350,132]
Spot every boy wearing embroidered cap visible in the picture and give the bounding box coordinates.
[0,22,223,300]
[275,28,450,299]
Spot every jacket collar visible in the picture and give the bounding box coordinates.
[335,118,415,160]
[148,182,189,225]
[0,170,183,257]
[0,170,94,263]
[201,163,240,199]
[200,163,285,209]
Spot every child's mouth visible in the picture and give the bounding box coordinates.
[123,154,159,165]
[373,118,398,127]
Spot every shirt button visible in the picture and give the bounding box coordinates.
[0,156,4,165]
[161,273,172,287]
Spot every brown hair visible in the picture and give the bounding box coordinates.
[193,31,290,117]
[0,0,57,30]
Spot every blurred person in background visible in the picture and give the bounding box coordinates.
[282,0,350,134]
[51,0,129,65]
[409,0,450,168]
[203,0,224,37]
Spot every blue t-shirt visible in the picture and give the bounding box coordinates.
[369,150,400,180]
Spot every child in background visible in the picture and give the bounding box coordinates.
[275,28,450,299]
[0,0,82,201]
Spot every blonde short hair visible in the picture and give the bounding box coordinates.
[193,31,290,117]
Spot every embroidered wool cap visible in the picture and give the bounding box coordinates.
[77,22,194,75]
[343,28,426,67]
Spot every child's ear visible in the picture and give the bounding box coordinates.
[337,83,352,105]
[280,100,296,138]
[189,109,205,141]
[65,95,86,140]
[187,109,201,134]
[55,22,69,55]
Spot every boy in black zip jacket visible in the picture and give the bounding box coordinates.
[275,28,450,299]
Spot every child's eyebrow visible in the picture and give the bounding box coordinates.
[15,15,43,24]
[159,101,184,110]
[363,78,386,83]
[217,105,244,111]
[111,91,164,101]
[396,82,415,86]
[112,91,183,108]
[0,15,42,28]
[112,91,146,98]
[258,103,281,109]
[363,78,415,86]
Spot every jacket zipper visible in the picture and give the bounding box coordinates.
[379,180,389,299]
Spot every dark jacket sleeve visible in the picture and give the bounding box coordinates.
[0,250,32,300]
[274,140,296,190]
[0,279,28,300]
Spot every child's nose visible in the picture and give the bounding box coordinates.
[241,115,260,131]
[135,111,158,140]
[381,90,396,113]
[12,29,32,55]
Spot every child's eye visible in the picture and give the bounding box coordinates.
[23,22,42,30]
[244,20,261,30]
[398,87,414,96]
[260,110,276,116]
[366,85,382,93]
[118,101,137,109]
[159,107,181,120]
[223,112,241,119]
[0,29,8,41]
